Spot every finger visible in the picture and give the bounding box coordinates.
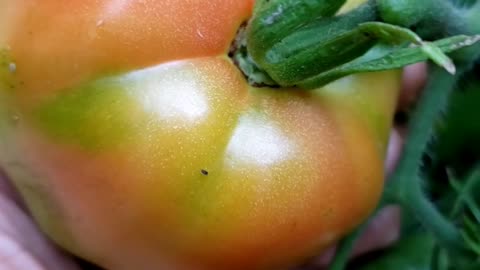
[308,206,401,270]
[399,63,428,111]
[0,193,80,270]
[385,129,404,175]
[0,171,26,210]
[350,205,401,256]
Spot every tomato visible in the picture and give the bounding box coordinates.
[0,0,400,269]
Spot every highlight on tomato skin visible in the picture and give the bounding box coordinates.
[0,1,400,269]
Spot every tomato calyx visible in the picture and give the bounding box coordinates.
[229,23,278,88]
[240,0,480,90]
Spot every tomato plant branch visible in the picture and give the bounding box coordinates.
[384,66,467,252]
[328,222,366,270]
[377,0,469,39]
[450,165,480,219]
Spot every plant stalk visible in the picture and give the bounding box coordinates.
[385,66,467,252]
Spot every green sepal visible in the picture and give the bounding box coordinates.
[299,35,480,89]
[247,0,347,65]
[258,2,377,86]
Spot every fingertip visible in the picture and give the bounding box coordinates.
[307,206,402,269]
[352,205,402,256]
[0,170,26,210]
[0,196,82,270]
[385,129,404,175]
[399,63,427,110]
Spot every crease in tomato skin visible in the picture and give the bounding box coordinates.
[27,56,248,151]
[172,84,382,268]
[3,0,254,99]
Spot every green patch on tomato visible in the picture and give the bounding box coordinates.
[31,76,142,150]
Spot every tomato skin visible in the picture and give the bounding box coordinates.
[0,1,400,269]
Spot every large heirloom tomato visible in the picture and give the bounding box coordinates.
[0,0,400,269]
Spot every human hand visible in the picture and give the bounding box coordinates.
[0,171,81,270]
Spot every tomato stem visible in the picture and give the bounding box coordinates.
[378,0,480,63]
[377,0,468,39]
[328,223,365,270]
[230,25,277,87]
[384,66,467,252]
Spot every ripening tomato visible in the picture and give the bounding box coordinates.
[0,0,400,269]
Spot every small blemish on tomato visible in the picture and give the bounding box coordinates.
[9,62,16,73]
